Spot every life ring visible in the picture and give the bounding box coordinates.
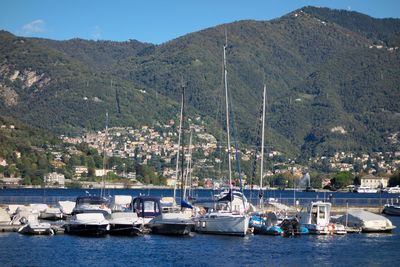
[327,223,335,234]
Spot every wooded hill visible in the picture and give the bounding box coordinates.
[1,6,400,159]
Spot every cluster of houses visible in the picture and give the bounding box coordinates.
[1,118,400,189]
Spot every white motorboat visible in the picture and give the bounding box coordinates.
[39,207,64,221]
[72,196,111,216]
[64,213,110,236]
[354,186,378,193]
[149,209,195,235]
[18,214,54,235]
[384,186,400,194]
[300,201,337,235]
[331,209,395,233]
[108,212,143,236]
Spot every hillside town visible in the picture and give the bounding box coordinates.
[2,115,399,190]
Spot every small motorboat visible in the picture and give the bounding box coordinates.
[18,215,54,235]
[39,207,64,221]
[250,212,284,236]
[300,201,333,235]
[108,212,143,236]
[382,204,400,216]
[148,209,195,236]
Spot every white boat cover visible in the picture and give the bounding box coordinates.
[58,201,75,215]
[333,209,394,231]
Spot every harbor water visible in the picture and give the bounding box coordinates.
[1,189,399,266]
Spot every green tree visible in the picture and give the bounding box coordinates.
[389,172,400,187]
[331,171,354,189]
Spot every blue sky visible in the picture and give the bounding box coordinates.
[1,0,399,44]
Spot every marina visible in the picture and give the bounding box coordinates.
[0,188,399,266]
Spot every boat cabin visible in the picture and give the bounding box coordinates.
[131,196,162,218]
[301,201,331,226]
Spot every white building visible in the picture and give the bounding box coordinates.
[360,174,388,189]
[44,172,65,186]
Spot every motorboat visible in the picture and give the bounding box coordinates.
[300,201,333,234]
[383,186,400,194]
[64,213,110,236]
[331,209,395,233]
[250,212,284,235]
[108,212,143,236]
[148,208,195,235]
[72,196,111,216]
[382,204,400,216]
[353,186,378,193]
[39,207,64,221]
[18,214,54,235]
[109,195,132,212]
[58,200,76,215]
[280,217,309,236]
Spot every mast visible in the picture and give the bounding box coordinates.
[173,88,184,204]
[224,32,233,209]
[180,84,186,211]
[101,112,109,198]
[259,85,266,208]
[183,129,193,200]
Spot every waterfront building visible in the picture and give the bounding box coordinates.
[360,174,388,189]
[44,172,65,186]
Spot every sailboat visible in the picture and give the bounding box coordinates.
[194,35,249,236]
[148,84,195,235]
[248,85,283,235]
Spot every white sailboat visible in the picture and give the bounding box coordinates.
[194,34,249,236]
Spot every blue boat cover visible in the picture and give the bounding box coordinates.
[181,199,193,209]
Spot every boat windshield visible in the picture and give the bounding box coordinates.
[76,197,107,205]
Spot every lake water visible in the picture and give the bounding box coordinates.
[0,189,399,266]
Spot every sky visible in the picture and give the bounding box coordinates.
[1,0,399,44]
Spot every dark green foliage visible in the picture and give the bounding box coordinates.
[331,171,354,189]
[388,172,400,187]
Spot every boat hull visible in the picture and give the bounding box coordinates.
[195,213,249,236]
[108,224,142,236]
[64,223,109,236]
[18,224,54,235]
[150,222,194,235]
[383,205,400,216]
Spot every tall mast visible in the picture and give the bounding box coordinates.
[259,85,266,208]
[180,84,186,211]
[173,86,184,204]
[224,32,233,205]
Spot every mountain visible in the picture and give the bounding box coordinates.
[1,6,400,158]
